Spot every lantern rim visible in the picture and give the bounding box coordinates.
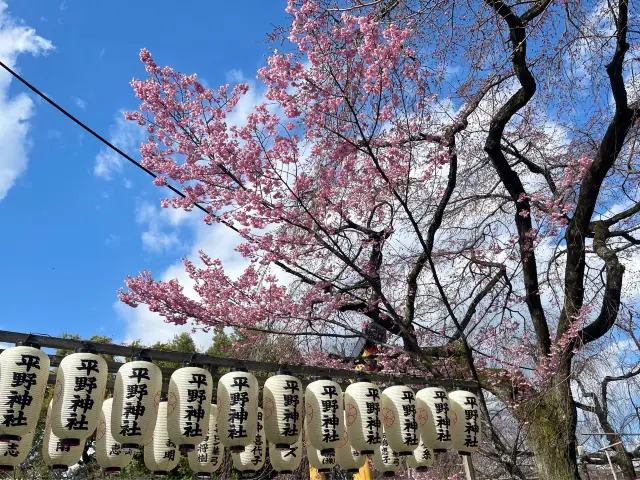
[399,451,412,456]
[416,467,429,472]
[277,470,293,474]
[122,443,139,449]
[105,467,121,474]
[317,375,332,381]
[231,365,248,372]
[459,451,471,456]
[383,472,396,477]
[346,469,360,473]
[15,340,40,349]
[152,470,169,476]
[360,450,374,455]
[179,444,196,452]
[159,397,168,402]
[230,446,246,453]
[354,375,370,382]
[0,466,14,473]
[275,443,292,449]
[51,465,68,472]
[320,448,334,456]
[276,367,293,375]
[433,449,446,453]
[318,468,332,473]
[196,474,212,479]
[0,434,20,442]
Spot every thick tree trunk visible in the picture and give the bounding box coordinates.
[516,373,581,480]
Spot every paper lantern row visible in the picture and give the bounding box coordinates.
[0,344,480,475]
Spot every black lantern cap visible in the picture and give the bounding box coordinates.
[416,467,429,472]
[383,472,396,477]
[179,444,195,453]
[131,350,152,362]
[105,467,121,474]
[232,365,249,372]
[74,346,98,354]
[277,366,293,375]
[15,340,41,349]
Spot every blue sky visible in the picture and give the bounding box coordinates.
[0,0,287,348]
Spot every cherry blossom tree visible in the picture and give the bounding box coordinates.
[119,1,640,478]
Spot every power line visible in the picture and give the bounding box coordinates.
[0,59,209,215]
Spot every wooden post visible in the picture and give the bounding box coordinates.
[462,455,476,480]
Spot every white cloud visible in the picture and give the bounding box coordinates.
[0,1,53,201]
[105,233,120,248]
[73,96,86,110]
[94,114,144,179]
[59,1,67,11]
[135,200,190,253]
[123,178,133,189]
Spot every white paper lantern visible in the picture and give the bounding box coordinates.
[448,390,480,455]
[372,433,400,477]
[0,428,35,473]
[231,407,265,474]
[0,342,50,442]
[380,385,418,455]
[144,399,179,476]
[334,411,366,473]
[305,377,343,455]
[167,365,213,453]
[43,403,85,473]
[305,421,336,473]
[187,405,225,478]
[268,436,302,473]
[406,439,434,471]
[415,387,452,452]
[217,368,259,453]
[112,353,162,449]
[95,399,135,474]
[344,379,382,454]
[51,349,108,446]
[263,369,303,448]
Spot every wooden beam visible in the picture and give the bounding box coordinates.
[0,330,477,389]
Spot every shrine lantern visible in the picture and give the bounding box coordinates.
[0,429,34,472]
[448,390,480,455]
[43,403,85,473]
[167,364,213,453]
[51,348,108,446]
[406,439,435,471]
[217,367,259,453]
[111,351,162,449]
[344,378,382,454]
[231,407,265,474]
[95,399,135,474]
[268,436,302,473]
[144,399,179,476]
[334,411,366,473]
[305,422,336,474]
[372,433,400,477]
[305,377,343,454]
[263,368,303,448]
[0,341,50,441]
[415,387,453,452]
[187,404,225,477]
[380,385,418,455]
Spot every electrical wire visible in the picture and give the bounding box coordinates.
[0,59,209,215]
